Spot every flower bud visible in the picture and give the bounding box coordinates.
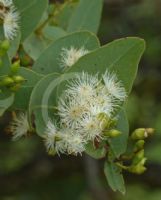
[10,60,20,74]
[12,75,25,83]
[132,149,144,165]
[131,128,148,140]
[48,149,56,156]
[2,76,14,86]
[145,128,155,136]
[1,40,10,51]
[128,164,146,174]
[104,129,122,138]
[97,113,110,130]
[108,118,117,128]
[9,84,21,92]
[139,157,147,165]
[55,134,62,142]
[134,140,145,151]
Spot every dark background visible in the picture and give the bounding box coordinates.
[1,0,161,199]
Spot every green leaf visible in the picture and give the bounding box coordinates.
[85,141,107,159]
[28,72,79,136]
[68,0,104,34]
[12,67,43,110]
[104,161,125,194]
[14,0,48,41]
[43,26,67,41]
[28,73,59,136]
[55,2,78,30]
[23,26,66,61]
[0,92,14,116]
[0,54,11,76]
[23,33,49,61]
[0,25,5,40]
[68,37,145,94]
[8,31,21,59]
[33,31,100,74]
[108,109,129,158]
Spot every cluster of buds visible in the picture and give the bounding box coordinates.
[116,128,154,174]
[131,128,154,140]
[0,39,25,92]
[129,128,154,174]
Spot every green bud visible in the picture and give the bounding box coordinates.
[104,129,122,138]
[9,83,21,92]
[128,164,146,174]
[145,128,155,136]
[10,60,20,74]
[97,112,109,121]
[132,150,144,165]
[131,128,148,140]
[48,149,56,156]
[134,140,145,151]
[55,134,62,142]
[2,76,14,86]
[130,157,147,175]
[131,128,155,140]
[12,75,25,83]
[97,113,110,130]
[1,40,10,51]
[139,157,147,165]
[108,118,117,128]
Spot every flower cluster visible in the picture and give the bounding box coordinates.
[8,46,126,156]
[44,70,127,156]
[0,0,20,40]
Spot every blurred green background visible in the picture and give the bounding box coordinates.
[1,0,161,199]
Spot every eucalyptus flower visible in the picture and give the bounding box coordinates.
[0,0,20,40]
[3,7,19,40]
[78,114,103,141]
[46,71,127,156]
[45,121,86,156]
[10,112,30,141]
[63,130,86,155]
[92,91,115,116]
[58,96,87,129]
[0,0,12,7]
[66,72,99,101]
[102,70,127,101]
[44,121,66,155]
[60,46,89,69]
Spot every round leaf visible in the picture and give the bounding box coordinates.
[33,31,100,74]
[67,37,145,94]
[12,67,43,110]
[104,161,125,194]
[68,0,103,34]
[0,92,14,116]
[14,0,48,41]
